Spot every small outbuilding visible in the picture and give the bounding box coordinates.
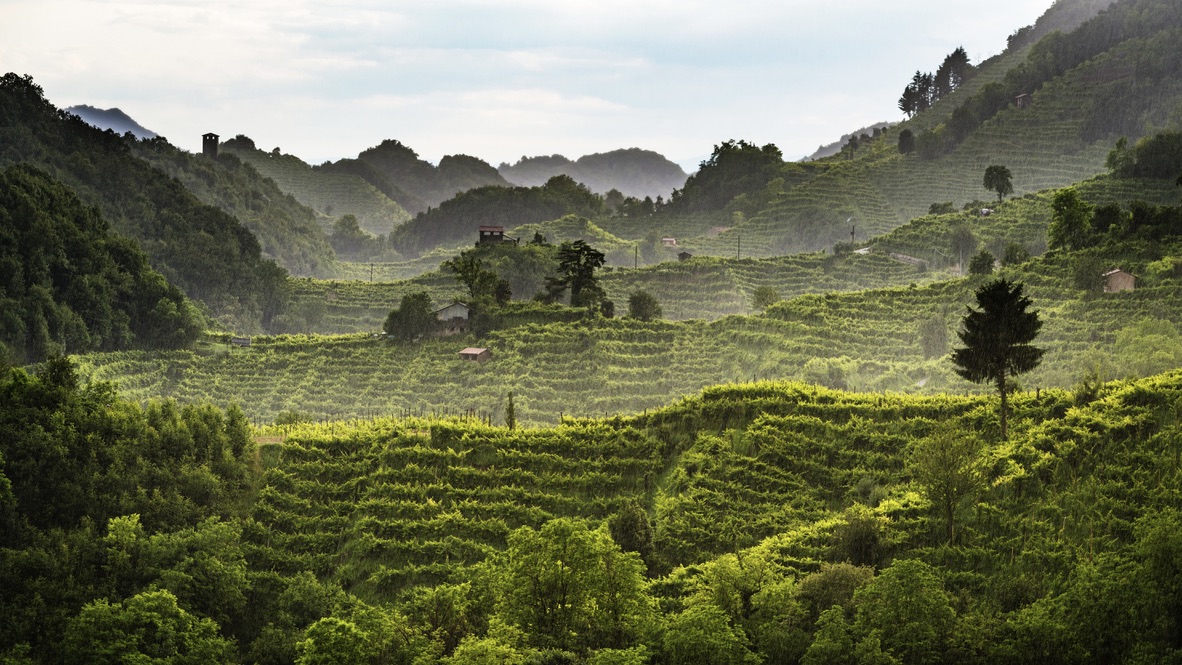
[678,251,694,262]
[459,347,491,363]
[1102,268,1136,293]
[661,237,678,247]
[1015,93,1031,109]
[230,336,251,348]
[478,226,518,245]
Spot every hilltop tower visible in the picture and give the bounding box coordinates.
[202,133,219,158]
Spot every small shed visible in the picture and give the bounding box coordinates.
[478,226,518,245]
[1102,268,1136,292]
[459,347,491,363]
[1015,93,1030,109]
[661,237,678,247]
[678,251,694,262]
[435,302,470,336]
[230,336,251,348]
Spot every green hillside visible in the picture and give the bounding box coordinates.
[130,137,337,278]
[11,353,1182,662]
[0,74,294,331]
[219,136,411,237]
[600,0,1182,262]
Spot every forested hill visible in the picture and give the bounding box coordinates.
[317,139,510,216]
[389,174,606,257]
[219,135,410,238]
[0,165,202,362]
[637,0,1182,261]
[0,73,292,332]
[498,148,689,199]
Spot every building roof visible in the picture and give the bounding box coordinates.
[434,302,470,314]
[1102,268,1134,277]
[459,347,488,355]
[479,225,505,232]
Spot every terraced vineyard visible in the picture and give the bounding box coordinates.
[246,417,665,597]
[77,243,1182,425]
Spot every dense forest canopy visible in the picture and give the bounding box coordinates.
[0,165,202,362]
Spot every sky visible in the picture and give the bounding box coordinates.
[0,0,1052,171]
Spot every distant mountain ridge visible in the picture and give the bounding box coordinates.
[317,139,510,216]
[498,148,688,199]
[65,104,157,139]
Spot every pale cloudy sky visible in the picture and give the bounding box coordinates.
[1,0,1051,169]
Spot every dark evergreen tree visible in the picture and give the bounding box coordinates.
[951,279,1044,438]
[383,292,438,341]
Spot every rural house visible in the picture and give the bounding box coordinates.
[435,302,470,336]
[1102,268,1136,292]
[478,226,518,245]
[459,347,491,363]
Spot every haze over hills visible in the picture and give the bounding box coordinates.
[65,104,158,139]
[498,148,689,199]
[317,139,511,216]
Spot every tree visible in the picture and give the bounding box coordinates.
[948,224,977,273]
[444,251,512,303]
[1001,242,1030,266]
[907,427,985,544]
[751,286,781,312]
[64,589,235,665]
[951,279,1044,438]
[1048,188,1094,252]
[852,560,954,665]
[627,291,662,322]
[968,250,995,276]
[897,130,915,155]
[917,315,948,359]
[384,292,438,341]
[505,392,516,430]
[546,240,606,308]
[983,165,1014,202]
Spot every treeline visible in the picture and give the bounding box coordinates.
[0,73,289,332]
[897,47,973,118]
[0,165,202,362]
[316,139,509,216]
[389,175,604,257]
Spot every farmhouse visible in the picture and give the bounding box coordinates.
[435,302,470,336]
[1102,268,1136,293]
[478,226,518,245]
[459,347,491,363]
